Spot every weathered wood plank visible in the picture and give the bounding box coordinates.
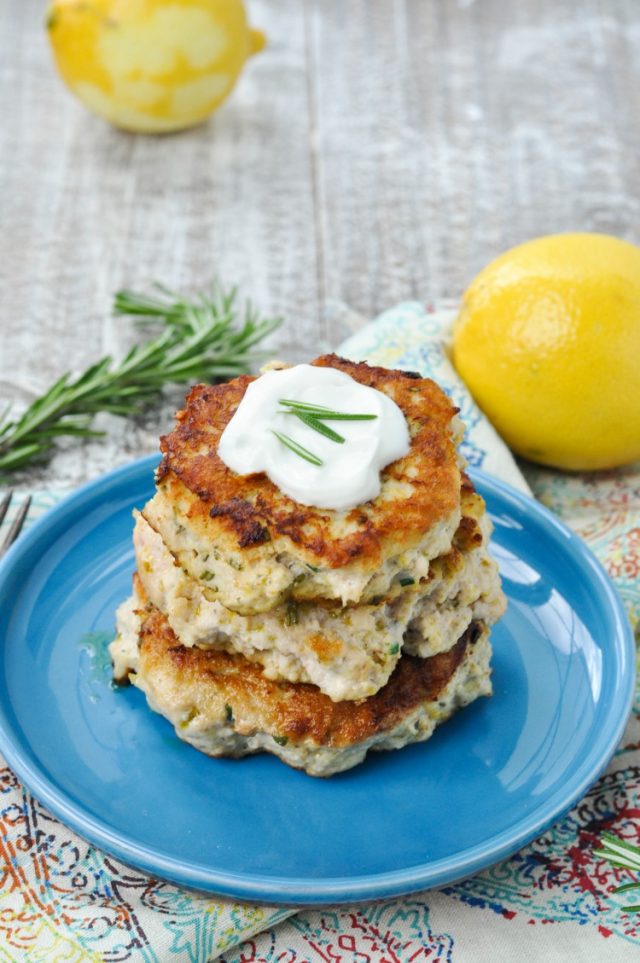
[1,0,640,488]
[0,0,319,486]
[309,0,640,311]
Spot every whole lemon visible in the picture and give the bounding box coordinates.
[452,233,640,471]
[46,0,265,133]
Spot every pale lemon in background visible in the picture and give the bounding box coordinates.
[452,233,640,471]
[46,0,265,133]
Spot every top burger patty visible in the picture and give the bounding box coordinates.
[146,355,463,614]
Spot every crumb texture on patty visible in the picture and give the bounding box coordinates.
[112,590,493,776]
[148,355,463,612]
[134,471,505,701]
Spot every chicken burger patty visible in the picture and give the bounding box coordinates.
[145,355,464,615]
[110,579,493,777]
[133,474,505,701]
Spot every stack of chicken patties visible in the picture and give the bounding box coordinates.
[111,355,506,776]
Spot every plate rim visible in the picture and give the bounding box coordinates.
[0,457,635,904]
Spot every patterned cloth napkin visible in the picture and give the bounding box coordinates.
[1,302,638,962]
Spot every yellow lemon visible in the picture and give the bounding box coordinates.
[46,0,265,133]
[452,233,640,471]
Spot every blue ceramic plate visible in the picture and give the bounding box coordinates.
[0,457,634,904]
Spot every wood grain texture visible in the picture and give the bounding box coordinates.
[1,0,639,487]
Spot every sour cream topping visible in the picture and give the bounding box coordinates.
[218,365,411,510]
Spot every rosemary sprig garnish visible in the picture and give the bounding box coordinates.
[0,282,281,477]
[292,412,345,443]
[278,399,336,412]
[271,399,379,465]
[594,832,640,912]
[279,399,378,421]
[271,430,323,466]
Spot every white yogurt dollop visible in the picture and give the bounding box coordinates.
[218,365,411,511]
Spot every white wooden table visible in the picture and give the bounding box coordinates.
[2,0,639,487]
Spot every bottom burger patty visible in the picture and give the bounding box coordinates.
[111,580,493,777]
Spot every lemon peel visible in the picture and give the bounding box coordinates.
[452,233,640,471]
[46,0,265,133]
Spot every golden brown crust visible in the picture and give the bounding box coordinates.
[453,473,485,552]
[138,606,480,749]
[156,354,461,569]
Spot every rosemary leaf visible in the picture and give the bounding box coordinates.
[594,832,640,914]
[308,412,378,421]
[278,399,338,413]
[615,881,640,894]
[291,412,345,443]
[271,430,323,466]
[279,398,377,421]
[595,833,640,868]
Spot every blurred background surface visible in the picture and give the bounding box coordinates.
[1,0,639,485]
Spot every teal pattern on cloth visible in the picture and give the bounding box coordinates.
[0,301,638,961]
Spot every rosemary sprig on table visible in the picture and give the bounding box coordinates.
[0,282,281,476]
[273,399,378,465]
[594,832,640,912]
